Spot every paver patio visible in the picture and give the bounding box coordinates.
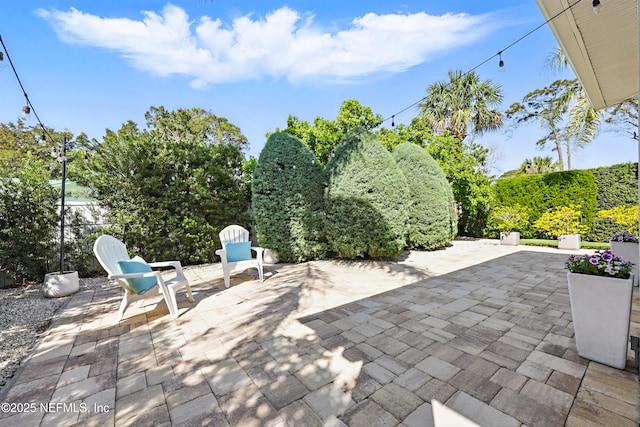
[0,240,638,426]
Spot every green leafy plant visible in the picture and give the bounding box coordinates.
[488,205,529,233]
[533,204,588,237]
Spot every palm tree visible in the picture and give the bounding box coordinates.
[419,70,504,141]
[546,48,601,169]
[518,156,560,174]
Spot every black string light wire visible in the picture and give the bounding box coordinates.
[373,0,585,131]
[1,1,585,140]
[0,35,55,144]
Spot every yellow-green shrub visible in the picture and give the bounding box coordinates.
[487,205,529,233]
[597,206,638,235]
[533,204,588,237]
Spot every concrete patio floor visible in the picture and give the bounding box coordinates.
[0,240,638,426]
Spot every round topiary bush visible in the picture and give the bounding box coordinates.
[325,129,409,258]
[252,132,328,263]
[393,143,457,249]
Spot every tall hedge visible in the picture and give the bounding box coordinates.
[590,162,637,209]
[324,129,409,258]
[393,143,456,249]
[252,132,328,262]
[493,170,598,236]
[586,162,637,240]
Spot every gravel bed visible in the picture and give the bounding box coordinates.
[0,277,109,389]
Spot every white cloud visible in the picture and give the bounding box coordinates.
[37,4,497,88]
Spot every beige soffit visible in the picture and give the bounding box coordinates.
[536,0,638,110]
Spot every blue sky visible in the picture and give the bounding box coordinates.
[0,1,636,175]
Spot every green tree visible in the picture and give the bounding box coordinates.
[0,121,89,178]
[506,80,580,170]
[252,132,327,262]
[509,48,601,171]
[325,129,409,258]
[78,107,249,264]
[275,99,383,166]
[393,143,456,249]
[376,118,433,151]
[145,106,248,149]
[546,48,602,154]
[0,155,58,282]
[605,99,638,141]
[424,131,492,236]
[418,70,503,141]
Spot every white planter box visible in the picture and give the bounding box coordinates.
[558,234,581,250]
[610,241,639,287]
[43,271,79,298]
[567,271,633,369]
[500,231,520,246]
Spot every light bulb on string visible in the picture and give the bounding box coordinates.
[391,115,395,127]
[498,52,505,72]
[593,0,601,14]
[21,105,30,120]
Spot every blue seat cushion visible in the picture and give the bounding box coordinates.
[224,241,252,262]
[117,256,157,294]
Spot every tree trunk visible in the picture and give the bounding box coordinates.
[566,138,572,170]
[552,129,565,170]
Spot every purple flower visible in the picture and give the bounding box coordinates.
[601,252,613,261]
[589,256,599,265]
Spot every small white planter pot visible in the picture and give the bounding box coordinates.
[567,271,633,369]
[43,271,79,298]
[263,249,279,264]
[500,231,520,246]
[558,234,581,250]
[610,241,639,287]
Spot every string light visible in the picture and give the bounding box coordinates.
[0,35,53,140]
[2,3,587,145]
[376,0,585,131]
[593,0,601,14]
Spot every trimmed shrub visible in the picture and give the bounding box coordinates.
[252,132,328,262]
[591,163,637,210]
[393,143,456,249]
[493,170,598,237]
[325,129,409,258]
[586,163,637,240]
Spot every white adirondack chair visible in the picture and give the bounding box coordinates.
[93,235,194,321]
[215,225,264,288]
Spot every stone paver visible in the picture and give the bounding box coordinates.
[0,240,639,426]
